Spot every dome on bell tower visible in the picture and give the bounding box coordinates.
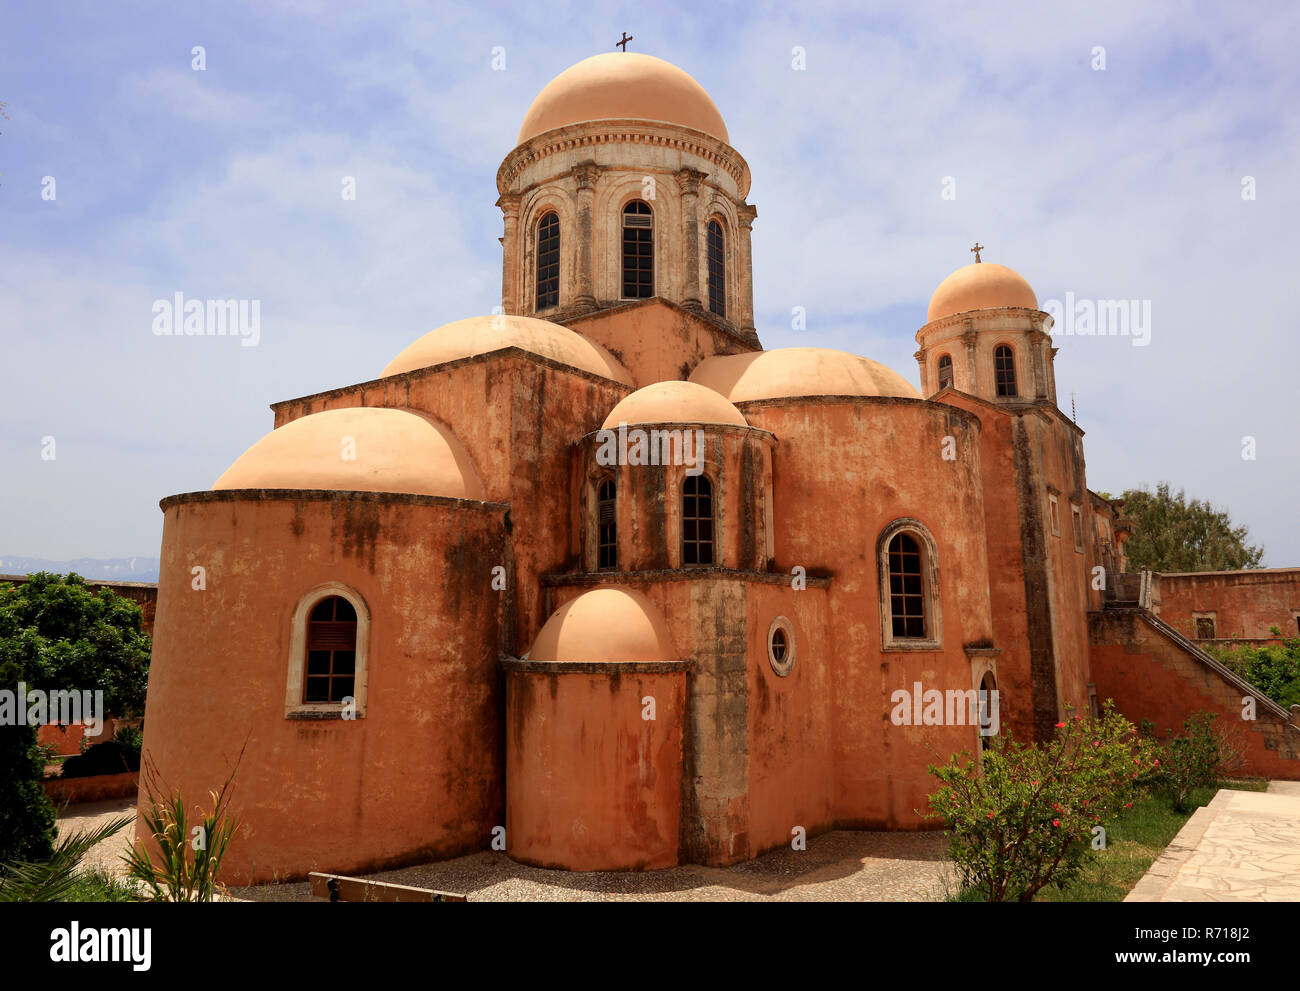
[517,53,729,145]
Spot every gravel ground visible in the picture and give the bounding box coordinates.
[54,798,137,876]
[230,830,954,903]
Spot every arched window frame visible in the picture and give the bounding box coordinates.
[534,210,560,311]
[680,470,718,568]
[285,582,371,719]
[993,343,1018,398]
[595,474,618,571]
[877,518,943,651]
[621,199,655,300]
[936,353,954,391]
[706,217,727,317]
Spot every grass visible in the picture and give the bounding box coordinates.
[61,869,139,902]
[1033,778,1268,902]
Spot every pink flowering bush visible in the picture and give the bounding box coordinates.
[925,702,1159,902]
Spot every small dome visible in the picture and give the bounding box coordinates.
[689,348,920,403]
[213,407,485,500]
[927,262,1037,323]
[382,314,633,386]
[602,380,748,429]
[528,588,679,663]
[518,53,729,145]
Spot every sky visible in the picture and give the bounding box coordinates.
[1,0,1296,566]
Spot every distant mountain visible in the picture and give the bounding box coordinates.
[0,556,160,583]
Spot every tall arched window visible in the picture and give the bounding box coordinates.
[622,200,654,299]
[877,519,942,650]
[305,596,357,703]
[597,478,617,570]
[937,354,954,390]
[682,474,714,566]
[994,345,1017,397]
[706,219,726,317]
[535,212,560,311]
[978,671,998,752]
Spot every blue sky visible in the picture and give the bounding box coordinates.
[1,0,1297,565]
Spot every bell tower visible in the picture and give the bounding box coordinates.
[496,52,760,348]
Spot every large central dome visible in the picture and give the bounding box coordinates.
[517,52,729,145]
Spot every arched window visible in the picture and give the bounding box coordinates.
[286,584,370,717]
[978,671,998,752]
[937,354,953,390]
[597,478,617,570]
[622,200,654,299]
[682,474,714,566]
[877,519,942,650]
[994,345,1017,397]
[706,219,726,317]
[305,596,357,703]
[535,212,560,311]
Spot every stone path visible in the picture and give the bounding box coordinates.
[1127,782,1300,902]
[232,830,954,902]
[55,797,137,876]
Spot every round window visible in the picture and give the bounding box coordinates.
[767,616,796,677]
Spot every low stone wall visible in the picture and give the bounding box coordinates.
[43,771,139,805]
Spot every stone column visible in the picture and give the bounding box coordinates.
[913,348,928,395]
[1031,331,1048,400]
[497,193,521,315]
[572,162,600,310]
[675,168,707,310]
[737,203,758,341]
[1048,345,1060,406]
[962,326,978,394]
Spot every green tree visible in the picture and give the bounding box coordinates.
[0,573,151,866]
[1117,482,1264,572]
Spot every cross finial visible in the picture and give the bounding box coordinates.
[616,32,633,51]
[970,242,984,263]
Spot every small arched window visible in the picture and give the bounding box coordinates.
[937,354,954,390]
[994,345,1017,397]
[706,219,726,317]
[978,671,998,751]
[597,478,617,571]
[305,596,358,703]
[535,212,560,311]
[877,519,942,650]
[682,474,714,566]
[622,200,654,299]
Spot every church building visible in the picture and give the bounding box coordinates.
[140,51,1300,884]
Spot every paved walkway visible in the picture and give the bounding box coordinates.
[1127,782,1300,902]
[55,797,137,876]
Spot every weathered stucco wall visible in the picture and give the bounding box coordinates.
[1154,569,1300,642]
[143,490,506,884]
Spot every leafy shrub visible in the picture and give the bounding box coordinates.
[1206,636,1300,710]
[1150,712,1222,813]
[61,740,140,778]
[926,703,1158,902]
[0,815,132,902]
[0,723,56,866]
[113,724,143,756]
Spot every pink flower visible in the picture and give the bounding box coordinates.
[1125,802,1132,808]
[1055,722,1066,729]
[1052,819,1060,827]
[987,812,994,819]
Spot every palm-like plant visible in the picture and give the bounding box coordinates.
[0,815,132,902]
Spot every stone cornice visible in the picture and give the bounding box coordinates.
[915,306,1050,344]
[497,119,751,198]
[160,489,509,513]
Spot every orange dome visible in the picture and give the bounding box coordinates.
[213,407,484,500]
[927,262,1037,322]
[518,53,729,145]
[602,380,747,429]
[528,588,679,663]
[689,348,920,403]
[382,314,633,385]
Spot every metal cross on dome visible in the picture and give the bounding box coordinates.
[617,32,633,51]
[970,242,984,263]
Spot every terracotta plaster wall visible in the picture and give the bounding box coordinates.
[737,398,995,829]
[1154,570,1300,641]
[1089,610,1300,779]
[562,300,755,387]
[142,491,506,884]
[505,666,685,871]
[270,352,631,654]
